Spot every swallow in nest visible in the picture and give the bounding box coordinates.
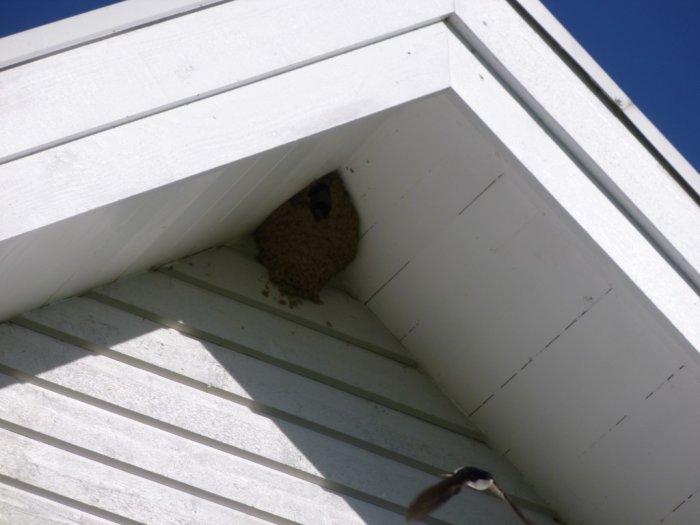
[406,466,534,524]
[307,176,333,220]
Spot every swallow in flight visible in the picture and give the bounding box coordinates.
[406,466,533,524]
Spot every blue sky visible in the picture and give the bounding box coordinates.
[0,0,697,172]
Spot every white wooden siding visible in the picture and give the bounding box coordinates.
[0,247,557,524]
[1,1,697,524]
[0,0,451,161]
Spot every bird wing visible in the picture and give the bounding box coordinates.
[406,476,462,522]
[487,482,535,525]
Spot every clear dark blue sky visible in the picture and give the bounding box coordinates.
[0,0,697,172]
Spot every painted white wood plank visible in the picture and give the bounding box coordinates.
[380,184,613,413]
[0,377,414,525]
[0,374,397,512]
[620,103,700,196]
[90,272,472,431]
[0,374,548,525]
[8,313,541,506]
[341,94,499,235]
[338,94,505,300]
[0,428,272,525]
[568,366,700,525]
[367,170,540,338]
[658,487,700,525]
[474,290,691,525]
[0,481,115,525]
[476,288,685,457]
[164,247,412,362]
[0,0,224,68]
[0,0,452,160]
[511,0,631,110]
[0,24,449,242]
[455,0,700,291]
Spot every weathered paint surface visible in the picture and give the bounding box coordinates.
[0,247,553,524]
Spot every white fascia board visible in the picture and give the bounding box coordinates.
[0,0,451,163]
[0,0,230,69]
[0,24,450,242]
[453,0,700,294]
[510,0,633,110]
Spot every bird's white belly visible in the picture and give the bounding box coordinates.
[467,479,494,491]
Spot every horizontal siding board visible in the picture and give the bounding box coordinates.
[0,378,410,525]
[165,246,412,362]
[1,321,469,473]
[8,314,485,480]
[0,427,271,525]
[0,480,116,525]
[89,272,473,432]
[0,374,540,524]
[0,243,559,522]
[15,304,544,507]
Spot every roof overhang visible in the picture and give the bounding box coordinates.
[1,1,699,524]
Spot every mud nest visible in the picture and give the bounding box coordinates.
[254,172,359,302]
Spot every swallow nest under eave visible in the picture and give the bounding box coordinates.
[253,171,359,304]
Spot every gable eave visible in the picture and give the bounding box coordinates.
[1,2,699,524]
[2,0,695,196]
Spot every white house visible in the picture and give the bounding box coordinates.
[0,1,698,524]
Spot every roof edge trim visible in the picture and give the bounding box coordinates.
[508,0,699,198]
[0,0,230,70]
[452,0,700,294]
